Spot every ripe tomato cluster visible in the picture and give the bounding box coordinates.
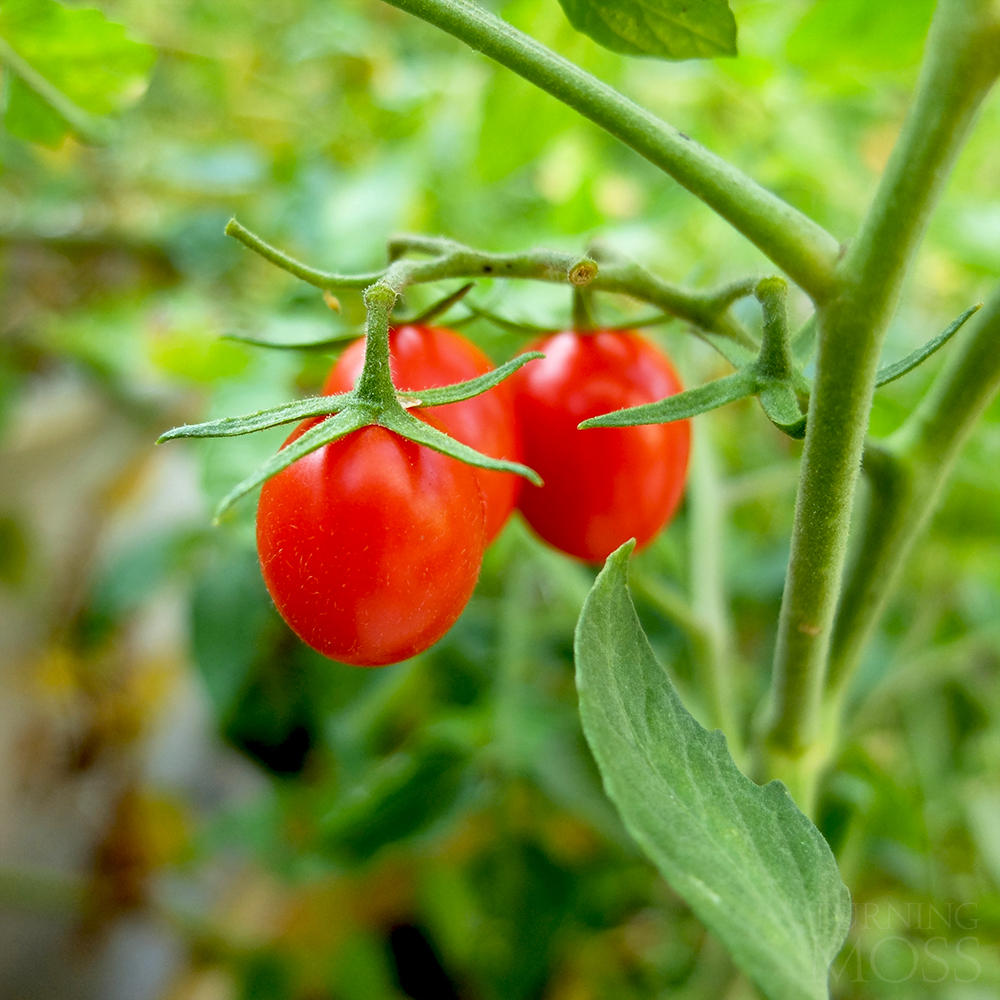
[256,323,690,666]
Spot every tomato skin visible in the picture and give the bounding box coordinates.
[323,324,521,543]
[509,330,691,563]
[256,420,486,667]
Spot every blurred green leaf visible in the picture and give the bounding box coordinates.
[787,0,936,83]
[557,0,737,60]
[191,545,282,722]
[0,0,155,146]
[574,543,851,1000]
[321,742,468,862]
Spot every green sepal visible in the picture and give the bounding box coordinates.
[579,369,758,429]
[379,407,543,487]
[697,333,757,370]
[875,304,981,388]
[213,407,372,522]
[411,351,544,406]
[757,381,807,439]
[157,393,355,442]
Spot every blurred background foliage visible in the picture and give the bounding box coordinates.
[0,1,997,998]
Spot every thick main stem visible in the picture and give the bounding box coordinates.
[763,0,1000,797]
[380,0,841,301]
[827,285,1000,699]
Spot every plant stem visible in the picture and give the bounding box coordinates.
[827,285,1000,700]
[380,0,841,301]
[762,0,1000,801]
[355,282,400,405]
[228,221,758,363]
[688,422,741,757]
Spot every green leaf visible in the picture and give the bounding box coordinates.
[557,0,737,60]
[321,743,468,862]
[0,0,155,146]
[574,544,851,1000]
[580,369,757,428]
[874,304,981,388]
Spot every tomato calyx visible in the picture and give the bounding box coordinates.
[159,279,543,521]
[580,278,981,441]
[581,277,810,439]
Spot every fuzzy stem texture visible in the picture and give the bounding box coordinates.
[380,0,841,300]
[763,0,1000,800]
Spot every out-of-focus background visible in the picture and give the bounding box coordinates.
[0,1,997,998]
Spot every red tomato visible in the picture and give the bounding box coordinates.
[256,418,486,667]
[509,330,690,563]
[323,324,521,543]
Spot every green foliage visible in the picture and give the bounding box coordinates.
[787,0,936,85]
[0,0,997,997]
[576,542,851,1000]
[558,0,737,60]
[0,0,154,145]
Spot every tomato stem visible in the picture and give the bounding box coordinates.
[354,282,401,411]
[763,0,1000,805]
[572,287,595,333]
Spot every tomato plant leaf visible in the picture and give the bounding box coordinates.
[874,303,981,388]
[0,0,155,146]
[157,393,355,442]
[380,407,543,486]
[321,742,468,862]
[574,543,851,1000]
[557,0,737,60]
[579,368,757,428]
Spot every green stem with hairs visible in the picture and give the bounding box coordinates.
[228,220,758,363]
[379,0,841,301]
[827,285,1000,705]
[761,0,1000,807]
